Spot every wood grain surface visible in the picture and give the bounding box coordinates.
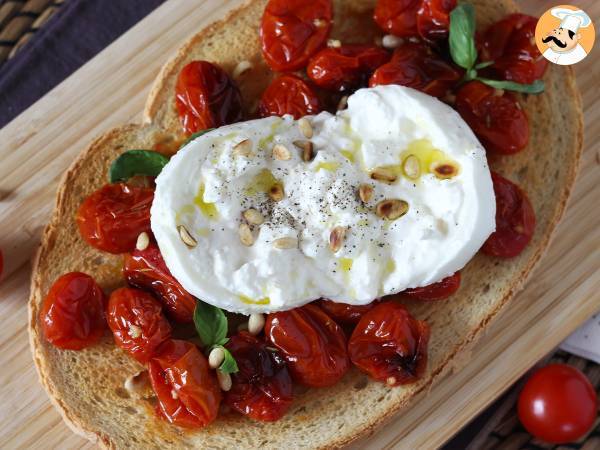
[0,0,598,448]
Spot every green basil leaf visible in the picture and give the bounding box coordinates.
[193,301,228,348]
[475,60,495,70]
[477,77,545,94]
[218,348,239,374]
[449,3,477,70]
[109,150,169,183]
[181,128,215,149]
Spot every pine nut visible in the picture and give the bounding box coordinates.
[358,184,374,203]
[269,183,285,201]
[329,226,347,253]
[273,237,298,249]
[208,347,225,369]
[402,155,421,180]
[178,225,197,248]
[431,161,459,179]
[293,140,314,162]
[136,232,150,251]
[217,371,232,392]
[248,313,265,335]
[233,139,253,157]
[243,208,264,225]
[298,118,313,138]
[272,144,291,161]
[238,223,254,246]
[371,167,397,184]
[375,199,409,220]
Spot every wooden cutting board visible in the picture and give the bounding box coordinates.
[0,0,598,448]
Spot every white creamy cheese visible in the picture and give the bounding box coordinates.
[151,85,495,314]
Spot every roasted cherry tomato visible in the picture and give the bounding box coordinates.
[316,299,377,326]
[123,243,196,323]
[403,272,461,301]
[518,364,597,444]
[265,304,349,387]
[76,183,154,254]
[482,172,535,258]
[369,42,462,98]
[455,81,529,154]
[307,45,390,92]
[481,14,547,84]
[148,339,221,428]
[374,0,420,37]
[258,74,321,120]
[175,60,243,135]
[40,272,106,350]
[225,332,293,421]
[107,287,171,363]
[348,301,429,386]
[417,0,456,41]
[260,0,333,72]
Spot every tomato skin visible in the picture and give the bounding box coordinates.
[348,301,429,386]
[260,0,333,72]
[374,0,420,37]
[369,42,462,98]
[123,243,196,323]
[455,81,529,155]
[518,364,597,444]
[265,304,350,387]
[417,0,456,41]
[482,172,535,258]
[307,45,390,92]
[404,272,461,301]
[76,183,154,254]
[149,339,221,428]
[316,299,377,326]
[258,74,321,120]
[107,287,171,364]
[225,332,293,422]
[40,272,106,350]
[175,61,243,135]
[481,14,547,84]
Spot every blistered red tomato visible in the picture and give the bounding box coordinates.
[107,287,171,363]
[148,339,221,428]
[455,81,529,154]
[265,304,349,387]
[369,42,462,98]
[481,14,547,84]
[404,272,461,301]
[348,301,429,386]
[76,183,153,254]
[374,0,420,37]
[40,272,106,350]
[307,45,390,92]
[518,364,597,444]
[225,332,293,421]
[417,0,456,41]
[258,74,321,119]
[123,243,196,323]
[316,299,377,326]
[260,0,333,72]
[175,60,243,135]
[482,172,535,258]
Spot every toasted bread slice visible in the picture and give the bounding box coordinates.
[29,0,582,448]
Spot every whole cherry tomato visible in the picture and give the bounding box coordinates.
[316,299,377,326]
[374,0,420,37]
[175,60,243,135]
[403,272,461,301]
[225,332,293,421]
[260,0,333,72]
[107,287,171,363]
[455,81,529,155]
[40,272,106,350]
[369,42,462,98]
[76,183,154,254]
[417,0,456,41]
[307,45,390,92]
[258,74,321,119]
[482,172,535,258]
[123,243,196,323]
[265,304,349,387]
[148,339,221,428]
[348,301,429,386]
[481,14,547,84]
[518,364,597,444]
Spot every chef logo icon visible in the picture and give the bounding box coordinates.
[535,5,595,66]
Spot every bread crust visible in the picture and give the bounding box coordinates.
[29,0,583,448]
